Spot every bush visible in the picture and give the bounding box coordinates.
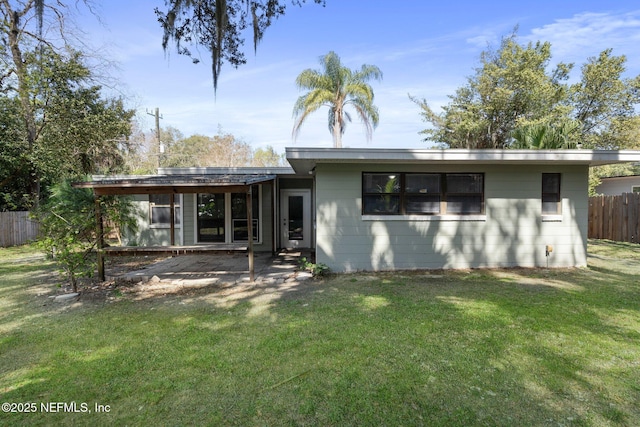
[298,256,330,278]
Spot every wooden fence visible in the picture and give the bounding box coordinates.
[588,193,640,243]
[0,211,41,247]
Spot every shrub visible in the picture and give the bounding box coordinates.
[34,180,137,292]
[298,256,330,278]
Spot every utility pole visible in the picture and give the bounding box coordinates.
[146,108,163,168]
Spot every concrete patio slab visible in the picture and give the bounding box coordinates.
[107,250,314,287]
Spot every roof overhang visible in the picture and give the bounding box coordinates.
[598,174,640,181]
[158,166,296,175]
[73,174,276,196]
[285,148,640,174]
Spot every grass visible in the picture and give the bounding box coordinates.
[1,240,639,426]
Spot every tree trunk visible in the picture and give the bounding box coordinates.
[8,8,40,206]
[333,107,342,148]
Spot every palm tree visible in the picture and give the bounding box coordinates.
[511,124,553,149]
[293,51,383,148]
[511,121,580,149]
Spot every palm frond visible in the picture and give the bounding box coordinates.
[292,88,333,141]
[353,64,383,83]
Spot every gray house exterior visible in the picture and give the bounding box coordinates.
[85,148,640,273]
[287,148,640,272]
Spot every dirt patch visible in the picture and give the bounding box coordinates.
[45,255,171,304]
[105,255,171,276]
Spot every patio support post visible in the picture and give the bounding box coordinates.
[94,195,105,281]
[247,187,254,282]
[169,193,175,246]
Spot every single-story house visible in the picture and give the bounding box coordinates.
[76,148,640,277]
[595,175,640,195]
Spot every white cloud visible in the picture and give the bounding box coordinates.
[527,11,640,65]
[465,31,501,50]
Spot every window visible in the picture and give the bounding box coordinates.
[405,174,441,214]
[362,173,484,215]
[197,193,225,242]
[363,173,400,214]
[149,194,180,226]
[632,185,640,193]
[196,186,262,243]
[444,174,484,214]
[231,186,260,242]
[542,173,561,215]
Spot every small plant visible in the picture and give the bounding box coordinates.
[298,256,330,278]
[310,263,330,277]
[298,256,312,270]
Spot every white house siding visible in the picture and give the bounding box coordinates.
[315,163,588,272]
[595,175,640,195]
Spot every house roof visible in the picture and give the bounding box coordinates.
[598,174,640,181]
[157,166,296,175]
[285,148,640,174]
[74,174,276,196]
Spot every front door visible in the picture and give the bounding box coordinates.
[280,189,311,248]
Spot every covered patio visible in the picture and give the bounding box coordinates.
[74,173,277,282]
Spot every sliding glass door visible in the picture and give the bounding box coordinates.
[231,188,259,242]
[196,186,261,243]
[197,193,225,242]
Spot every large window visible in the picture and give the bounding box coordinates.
[231,186,260,242]
[196,186,262,243]
[362,173,484,215]
[149,194,180,226]
[542,173,561,215]
[197,193,225,242]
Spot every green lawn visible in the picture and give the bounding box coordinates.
[1,241,639,426]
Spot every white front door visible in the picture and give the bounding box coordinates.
[280,189,311,248]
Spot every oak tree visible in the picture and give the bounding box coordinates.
[412,33,640,150]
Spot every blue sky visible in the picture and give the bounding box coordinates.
[78,1,640,153]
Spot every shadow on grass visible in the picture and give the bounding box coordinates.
[1,245,639,426]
